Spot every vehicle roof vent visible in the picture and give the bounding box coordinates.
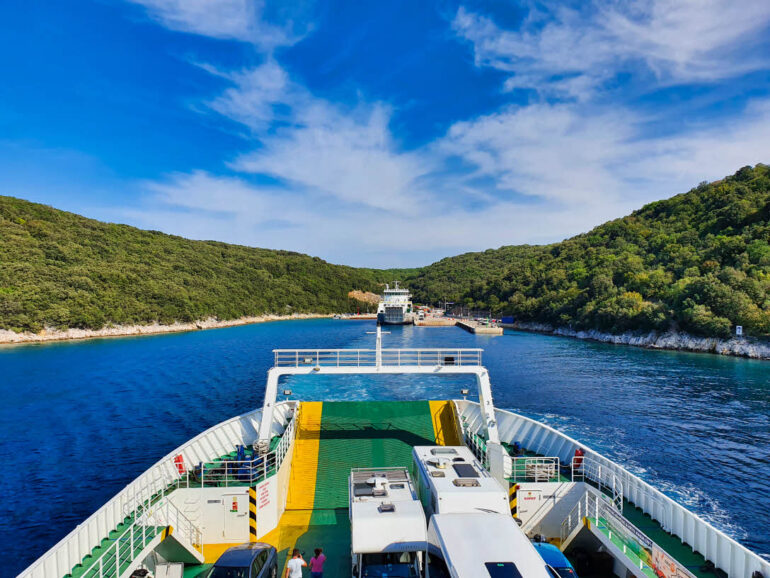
[453,478,480,487]
[378,503,396,513]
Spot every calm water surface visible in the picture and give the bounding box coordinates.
[2,319,769,575]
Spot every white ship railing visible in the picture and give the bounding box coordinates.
[572,456,623,512]
[273,348,482,367]
[509,456,560,483]
[83,497,201,578]
[175,413,296,488]
[456,400,770,578]
[19,404,296,578]
[461,419,489,468]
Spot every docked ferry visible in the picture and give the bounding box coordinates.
[377,282,414,325]
[21,329,770,578]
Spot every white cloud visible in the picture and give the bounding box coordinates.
[145,170,280,216]
[440,103,635,204]
[192,60,433,212]
[130,95,770,267]
[453,0,770,99]
[231,102,430,212]
[127,0,299,47]
[439,98,770,222]
[204,60,290,130]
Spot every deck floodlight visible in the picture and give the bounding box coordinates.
[460,388,469,400]
[283,389,292,397]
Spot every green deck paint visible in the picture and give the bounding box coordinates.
[313,400,437,509]
[276,400,439,576]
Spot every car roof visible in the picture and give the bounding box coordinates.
[215,543,275,566]
[532,542,571,568]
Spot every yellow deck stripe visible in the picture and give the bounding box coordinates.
[203,543,243,563]
[260,401,323,573]
[285,401,323,510]
[429,400,462,446]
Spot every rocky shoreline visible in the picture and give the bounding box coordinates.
[0,313,334,345]
[506,321,770,360]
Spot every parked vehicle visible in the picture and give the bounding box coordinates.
[209,543,278,578]
[532,542,578,578]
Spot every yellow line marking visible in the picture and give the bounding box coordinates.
[429,400,462,446]
[261,401,323,574]
[203,542,243,563]
[285,401,323,510]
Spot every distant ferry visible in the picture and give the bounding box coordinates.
[376,281,414,325]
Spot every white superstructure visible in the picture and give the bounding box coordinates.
[349,468,427,577]
[377,281,414,325]
[412,446,509,516]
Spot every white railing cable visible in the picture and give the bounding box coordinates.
[572,456,623,512]
[84,496,201,578]
[273,348,483,367]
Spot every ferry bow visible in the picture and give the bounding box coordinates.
[20,328,770,578]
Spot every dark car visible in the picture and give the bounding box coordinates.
[208,543,278,578]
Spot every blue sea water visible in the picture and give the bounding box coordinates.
[2,319,769,575]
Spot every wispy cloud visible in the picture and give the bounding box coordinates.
[133,94,770,266]
[452,0,770,99]
[203,60,290,130]
[193,59,433,212]
[127,0,305,48]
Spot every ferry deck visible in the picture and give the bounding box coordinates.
[22,336,770,578]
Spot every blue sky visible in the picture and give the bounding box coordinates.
[1,0,770,267]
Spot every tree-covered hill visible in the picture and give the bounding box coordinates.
[3,165,769,338]
[0,197,401,332]
[409,165,770,338]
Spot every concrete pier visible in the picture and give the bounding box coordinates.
[414,317,457,327]
[456,320,504,335]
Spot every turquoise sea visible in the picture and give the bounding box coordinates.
[2,319,769,575]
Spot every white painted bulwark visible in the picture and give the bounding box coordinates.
[516,482,581,537]
[169,487,249,544]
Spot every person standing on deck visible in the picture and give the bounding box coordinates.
[285,549,307,578]
[309,548,326,578]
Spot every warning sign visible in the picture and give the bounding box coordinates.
[258,483,271,509]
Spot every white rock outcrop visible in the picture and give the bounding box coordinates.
[507,322,770,360]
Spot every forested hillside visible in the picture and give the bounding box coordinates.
[0,197,401,332]
[409,164,770,338]
[3,165,769,337]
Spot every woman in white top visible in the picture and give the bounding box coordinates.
[285,548,307,578]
